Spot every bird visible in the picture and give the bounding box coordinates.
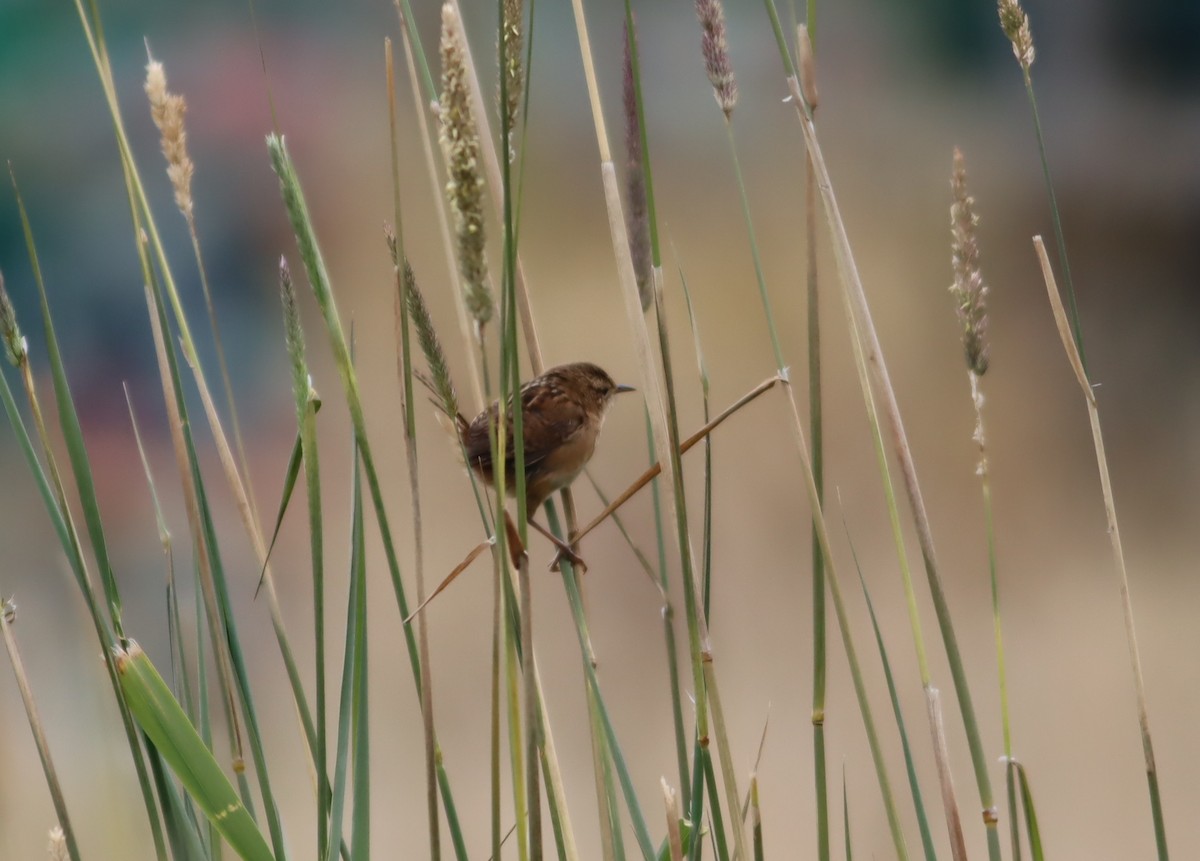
[457,361,634,563]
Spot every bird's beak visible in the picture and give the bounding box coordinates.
[615,383,636,394]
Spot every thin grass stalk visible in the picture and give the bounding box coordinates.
[145,267,291,859]
[1033,235,1167,859]
[840,282,961,851]
[401,11,584,853]
[143,270,244,778]
[597,2,724,850]
[701,753,731,861]
[0,601,82,861]
[4,213,168,858]
[797,17,830,860]
[765,10,1002,855]
[144,52,261,543]
[750,777,763,861]
[926,688,968,861]
[349,450,371,860]
[497,4,540,852]
[544,506,656,861]
[387,39,441,860]
[851,544,939,861]
[279,259,329,857]
[73,1,323,796]
[268,135,470,861]
[328,444,366,861]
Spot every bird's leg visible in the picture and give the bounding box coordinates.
[528,518,587,573]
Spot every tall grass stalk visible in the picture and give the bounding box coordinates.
[948,145,1021,861]
[1034,235,1167,859]
[764,9,1002,856]
[5,191,169,859]
[613,4,748,856]
[72,1,324,800]
[792,17,830,861]
[386,38,441,860]
[0,601,82,861]
[268,135,470,861]
[850,535,939,861]
[996,0,1085,372]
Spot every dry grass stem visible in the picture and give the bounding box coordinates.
[926,687,968,861]
[622,22,652,310]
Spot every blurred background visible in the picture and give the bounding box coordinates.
[2,0,1199,858]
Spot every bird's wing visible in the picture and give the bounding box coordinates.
[463,384,586,475]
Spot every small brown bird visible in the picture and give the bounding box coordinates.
[457,362,634,560]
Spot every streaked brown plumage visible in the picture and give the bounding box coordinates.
[457,362,634,518]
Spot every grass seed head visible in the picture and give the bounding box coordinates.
[405,260,459,424]
[695,0,738,118]
[439,3,494,327]
[950,147,990,376]
[501,0,524,134]
[997,0,1035,70]
[0,271,27,367]
[144,57,195,223]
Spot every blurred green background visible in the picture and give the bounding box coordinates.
[2,0,1199,858]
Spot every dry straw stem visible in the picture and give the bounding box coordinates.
[1,600,82,861]
[622,22,652,311]
[926,687,968,861]
[1033,235,1164,834]
[661,778,684,861]
[143,279,244,767]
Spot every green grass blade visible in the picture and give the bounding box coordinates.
[10,145,124,643]
[1012,762,1044,861]
[350,446,371,860]
[117,643,275,861]
[849,534,938,861]
[255,431,307,597]
[145,741,212,861]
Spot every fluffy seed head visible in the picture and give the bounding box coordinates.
[949,147,990,376]
[997,0,1035,70]
[405,260,459,424]
[500,0,524,134]
[144,58,195,223]
[439,3,494,326]
[695,0,738,117]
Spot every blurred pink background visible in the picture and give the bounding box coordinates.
[2,0,1200,858]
